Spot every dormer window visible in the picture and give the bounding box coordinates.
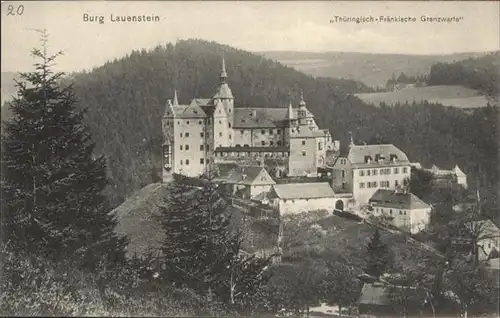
[193,110,198,114]
[390,154,398,162]
[364,156,372,163]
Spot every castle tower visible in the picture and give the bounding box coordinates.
[298,91,308,126]
[284,100,297,147]
[162,91,177,182]
[213,56,234,143]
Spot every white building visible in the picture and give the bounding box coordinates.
[369,189,431,234]
[425,164,468,189]
[331,140,411,206]
[214,165,276,200]
[267,182,351,215]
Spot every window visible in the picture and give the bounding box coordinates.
[359,182,365,188]
[399,210,402,215]
[180,133,183,137]
[185,160,190,165]
[200,145,204,151]
[208,119,211,124]
[229,123,232,128]
[386,168,391,175]
[180,145,183,150]
[394,167,399,174]
[318,142,322,150]
[373,181,378,187]
[270,141,274,146]
[229,134,232,140]
[185,145,189,150]
[198,121,202,124]
[302,140,306,145]
[240,130,244,134]
[359,170,365,177]
[390,209,393,215]
[302,151,306,156]
[403,167,408,173]
[206,158,210,164]
[177,121,180,124]
[206,132,210,138]
[200,158,204,164]
[277,130,281,135]
[219,120,222,124]
[372,169,378,176]
[381,181,390,188]
[180,160,183,165]
[367,170,371,176]
[207,145,210,151]
[219,132,223,137]
[185,133,190,137]
[200,132,204,137]
[395,180,399,187]
[261,141,266,146]
[342,170,345,178]
[277,141,282,146]
[186,121,190,124]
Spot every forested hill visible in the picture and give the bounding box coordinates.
[428,52,500,97]
[2,39,498,211]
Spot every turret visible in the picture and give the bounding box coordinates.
[213,56,234,132]
[298,91,307,126]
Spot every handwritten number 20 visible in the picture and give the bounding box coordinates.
[7,5,25,16]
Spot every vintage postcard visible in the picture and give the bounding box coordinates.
[1,1,499,317]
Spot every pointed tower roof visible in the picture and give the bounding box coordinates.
[348,131,355,148]
[299,90,306,107]
[173,89,179,106]
[213,55,233,99]
[164,98,175,117]
[220,55,228,83]
[287,101,295,121]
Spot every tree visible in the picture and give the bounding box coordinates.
[365,229,392,278]
[1,30,127,274]
[159,175,271,312]
[319,259,361,316]
[443,258,498,317]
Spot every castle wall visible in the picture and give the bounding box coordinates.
[251,128,285,147]
[174,118,207,177]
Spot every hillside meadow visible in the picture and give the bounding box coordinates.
[355,85,492,108]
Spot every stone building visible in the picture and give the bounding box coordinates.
[161,57,338,181]
[331,139,411,206]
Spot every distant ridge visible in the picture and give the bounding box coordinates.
[258,51,493,87]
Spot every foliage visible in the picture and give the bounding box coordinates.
[365,229,393,278]
[159,177,271,313]
[0,245,228,316]
[1,31,127,273]
[319,259,361,313]
[427,52,500,97]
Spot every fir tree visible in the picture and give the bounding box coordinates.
[1,30,127,273]
[365,229,392,278]
[159,174,271,311]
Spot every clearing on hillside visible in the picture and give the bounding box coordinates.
[355,85,492,109]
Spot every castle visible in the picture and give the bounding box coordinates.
[161,58,339,181]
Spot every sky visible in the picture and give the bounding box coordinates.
[2,1,499,72]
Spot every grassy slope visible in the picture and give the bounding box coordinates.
[259,51,489,87]
[355,85,492,108]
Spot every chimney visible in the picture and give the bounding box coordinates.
[251,110,256,117]
[242,174,247,180]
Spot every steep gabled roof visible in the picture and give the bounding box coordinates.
[271,182,335,200]
[290,126,327,138]
[233,107,291,128]
[222,166,275,186]
[347,144,409,168]
[213,83,233,99]
[369,189,430,210]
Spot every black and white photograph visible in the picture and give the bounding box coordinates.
[1,1,499,317]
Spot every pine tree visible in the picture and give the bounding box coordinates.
[365,229,392,278]
[159,175,271,311]
[1,30,127,273]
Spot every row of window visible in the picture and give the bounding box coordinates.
[179,132,230,139]
[375,208,408,216]
[360,180,403,189]
[257,129,282,135]
[261,140,283,146]
[359,167,408,177]
[179,144,210,151]
[179,158,210,166]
